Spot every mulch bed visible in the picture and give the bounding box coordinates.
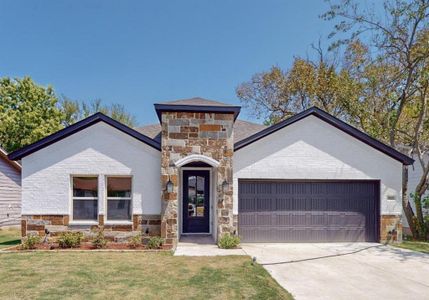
[3,242,165,251]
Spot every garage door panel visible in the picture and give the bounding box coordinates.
[238,181,379,242]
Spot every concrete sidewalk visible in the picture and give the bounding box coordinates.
[174,235,245,256]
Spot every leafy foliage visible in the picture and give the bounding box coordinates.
[128,233,142,249]
[218,234,240,249]
[146,236,164,249]
[0,77,63,152]
[91,226,107,249]
[21,235,41,250]
[58,232,83,248]
[236,57,360,125]
[59,97,137,127]
[0,77,138,153]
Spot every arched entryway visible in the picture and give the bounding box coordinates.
[175,155,219,238]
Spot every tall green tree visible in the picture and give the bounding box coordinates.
[236,48,361,125]
[0,77,63,153]
[0,77,138,153]
[323,0,429,239]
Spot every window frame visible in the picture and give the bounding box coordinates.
[105,175,133,223]
[70,175,99,224]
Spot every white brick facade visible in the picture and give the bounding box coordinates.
[22,122,161,218]
[233,115,403,216]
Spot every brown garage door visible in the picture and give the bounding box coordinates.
[238,180,379,242]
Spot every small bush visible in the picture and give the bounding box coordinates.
[218,234,240,249]
[58,232,83,248]
[146,236,164,249]
[21,235,41,250]
[91,226,107,249]
[128,234,142,249]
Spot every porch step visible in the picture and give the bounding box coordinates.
[179,235,215,245]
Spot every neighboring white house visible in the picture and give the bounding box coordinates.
[0,147,21,227]
[8,98,413,248]
[403,152,429,233]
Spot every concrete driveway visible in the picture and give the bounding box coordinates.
[241,243,429,300]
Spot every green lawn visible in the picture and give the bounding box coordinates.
[0,252,292,299]
[393,241,429,254]
[0,228,21,249]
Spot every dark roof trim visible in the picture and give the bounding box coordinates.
[154,103,241,122]
[234,107,414,165]
[8,113,161,160]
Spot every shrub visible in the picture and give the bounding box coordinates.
[58,232,83,248]
[128,234,142,249]
[21,235,41,250]
[91,226,107,249]
[218,234,240,249]
[146,236,164,249]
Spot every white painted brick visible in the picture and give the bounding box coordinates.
[233,115,403,216]
[22,122,161,216]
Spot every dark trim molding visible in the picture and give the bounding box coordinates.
[234,107,414,165]
[8,112,161,160]
[154,103,241,122]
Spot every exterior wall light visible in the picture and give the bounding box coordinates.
[166,176,174,193]
[222,180,229,193]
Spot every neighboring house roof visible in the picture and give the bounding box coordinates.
[0,147,21,171]
[154,97,241,122]
[235,106,414,165]
[8,112,161,160]
[136,119,267,144]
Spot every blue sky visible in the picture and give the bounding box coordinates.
[0,1,338,125]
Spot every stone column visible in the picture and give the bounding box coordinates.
[160,111,236,248]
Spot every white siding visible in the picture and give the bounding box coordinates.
[233,115,403,216]
[22,122,161,219]
[0,158,21,226]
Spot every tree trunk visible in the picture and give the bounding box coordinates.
[402,165,418,238]
[414,194,426,240]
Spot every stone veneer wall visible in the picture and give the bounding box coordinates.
[380,215,402,242]
[21,214,161,242]
[161,111,235,249]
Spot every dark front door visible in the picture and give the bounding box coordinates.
[182,170,210,233]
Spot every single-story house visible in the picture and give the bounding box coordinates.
[0,147,21,227]
[8,98,414,248]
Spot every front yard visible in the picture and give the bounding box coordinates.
[0,227,20,249]
[0,251,292,299]
[393,241,429,254]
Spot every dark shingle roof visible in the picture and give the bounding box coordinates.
[154,97,241,122]
[135,119,266,144]
[158,97,235,107]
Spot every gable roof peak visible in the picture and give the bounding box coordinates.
[235,106,414,165]
[8,112,161,160]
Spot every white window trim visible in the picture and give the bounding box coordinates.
[105,175,133,224]
[69,175,99,224]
